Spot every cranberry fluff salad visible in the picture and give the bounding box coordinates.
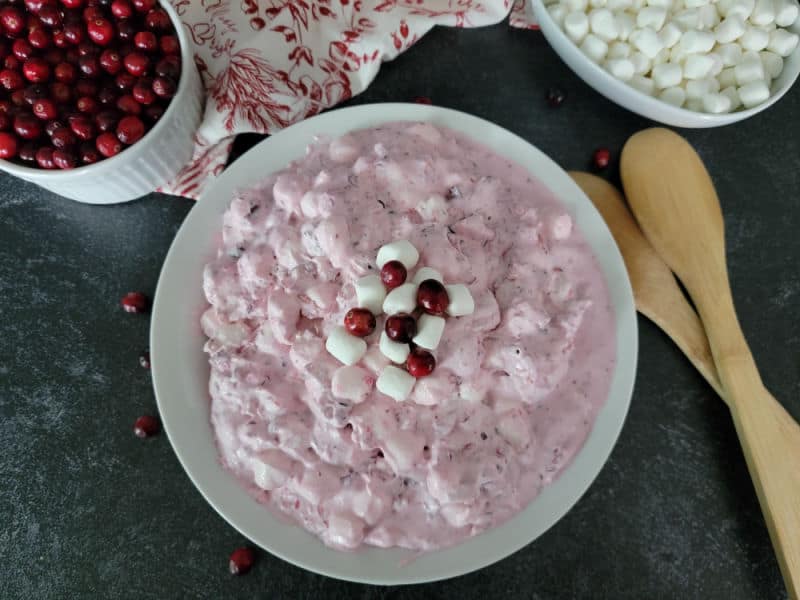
[201,122,617,552]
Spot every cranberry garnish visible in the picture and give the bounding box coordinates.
[132,80,155,104]
[76,95,98,113]
[417,279,450,316]
[380,260,407,290]
[133,414,160,438]
[69,114,94,140]
[23,58,50,83]
[75,78,98,96]
[159,34,178,55]
[385,313,416,343]
[143,103,162,123]
[28,27,51,49]
[13,39,34,60]
[35,145,56,168]
[63,22,85,45]
[134,31,156,52]
[343,307,376,337]
[407,347,436,377]
[151,75,175,99]
[96,130,121,156]
[132,0,156,11]
[37,5,63,28]
[121,290,149,313]
[138,349,150,369]
[116,94,140,114]
[94,109,118,131]
[0,69,24,91]
[115,71,135,90]
[50,126,76,148]
[32,98,57,120]
[0,132,19,159]
[79,140,100,163]
[545,87,566,108]
[14,113,42,140]
[110,0,133,18]
[18,141,37,162]
[54,62,76,82]
[0,7,26,36]
[123,52,148,76]
[50,81,71,103]
[116,18,135,40]
[228,547,256,575]
[52,29,69,49]
[144,8,170,30]
[593,148,611,170]
[99,48,121,73]
[116,114,143,144]
[87,17,114,46]
[53,148,78,169]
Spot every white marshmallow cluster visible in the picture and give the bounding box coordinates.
[548,0,799,112]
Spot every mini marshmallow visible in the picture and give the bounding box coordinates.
[659,85,688,106]
[379,331,411,364]
[412,267,443,284]
[719,65,738,86]
[685,98,705,111]
[589,0,607,7]
[708,52,724,75]
[376,366,416,402]
[382,282,418,315]
[629,74,657,94]
[332,365,372,403]
[565,11,591,42]
[590,8,619,41]
[702,92,734,112]
[647,0,671,7]
[652,62,684,87]
[659,23,683,48]
[718,42,744,66]
[699,4,722,28]
[637,6,667,29]
[740,25,771,49]
[653,47,670,66]
[673,8,702,29]
[355,274,386,315]
[751,0,776,25]
[376,240,419,269]
[608,0,633,9]
[615,13,636,40]
[565,0,589,11]
[684,0,710,7]
[608,41,632,58]
[685,77,716,98]
[718,0,756,19]
[679,30,717,53]
[581,33,610,61]
[548,3,567,24]
[720,85,743,109]
[326,326,367,366]
[683,54,715,78]
[735,52,766,83]
[767,28,799,56]
[738,79,771,105]
[445,284,475,317]
[715,15,747,43]
[630,27,664,58]
[669,45,687,63]
[774,0,799,26]
[412,314,446,350]
[760,50,784,77]
[605,57,636,79]
[631,51,652,73]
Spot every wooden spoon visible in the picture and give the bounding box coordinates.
[620,128,800,598]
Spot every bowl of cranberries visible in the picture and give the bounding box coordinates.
[0,0,202,204]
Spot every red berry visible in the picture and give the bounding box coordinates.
[38,6,63,28]
[53,148,77,169]
[343,307,376,337]
[23,59,50,83]
[63,22,85,45]
[96,130,121,156]
[77,41,97,57]
[83,6,104,21]
[18,141,37,161]
[417,279,449,316]
[13,39,34,60]
[593,148,611,170]
[79,140,100,164]
[123,52,148,76]
[94,109,118,131]
[45,119,63,137]
[132,0,156,11]
[121,291,149,313]
[23,83,48,105]
[35,145,56,168]
[111,0,133,18]
[79,54,101,77]
[116,114,143,144]
[62,0,85,8]
[52,29,70,49]
[0,101,10,114]
[0,113,10,131]
[43,49,63,65]
[116,19,135,41]
[14,113,42,140]
[10,89,26,107]
[159,34,178,55]
[0,69,24,91]
[154,55,179,78]
[228,547,255,575]
[54,62,77,82]
[143,103,162,123]
[138,350,150,369]
[28,28,51,50]
[97,85,117,105]
[116,94,140,115]
[152,76,175,99]
[133,414,160,438]
[414,96,432,105]
[32,98,57,120]
[69,114,94,140]
[50,81,71,104]
[76,95,98,114]
[406,347,436,378]
[134,31,157,52]
[0,132,19,159]
[0,7,26,37]
[144,8,170,30]
[50,126,76,148]
[115,71,135,90]
[132,80,155,105]
[4,56,21,71]
[385,313,416,343]
[75,78,98,96]
[380,260,407,290]
[99,48,121,74]
[87,18,114,46]
[25,0,53,14]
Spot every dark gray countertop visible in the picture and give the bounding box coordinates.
[1,21,798,600]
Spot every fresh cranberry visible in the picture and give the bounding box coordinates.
[97,85,116,105]
[143,103,162,123]
[0,7,26,36]
[116,94,140,114]
[62,0,86,8]
[121,291,149,312]
[75,78,98,96]
[10,89,26,106]
[83,5,105,21]
[413,96,432,104]
[0,132,19,159]
[99,48,121,73]
[50,81,71,103]
[134,31,156,52]
[63,22,85,45]
[116,19,135,40]
[0,113,9,131]
[14,113,42,140]
[110,0,132,18]
[94,109,118,131]
[35,145,56,168]
[593,148,611,170]
[123,52,148,76]
[54,62,77,82]
[417,279,449,316]
[69,114,94,140]
[4,56,21,71]
[43,48,63,65]
[545,87,566,108]
[159,34,178,55]
[96,130,121,156]
[132,80,155,104]
[77,42,98,57]
[228,547,255,575]
[380,260,407,290]
[0,69,24,91]
[25,0,53,14]
[154,56,179,79]
[151,75,174,98]
[343,307,376,337]
[78,54,101,77]
[138,349,150,369]
[407,347,436,377]
[50,126,77,148]
[132,0,155,12]
[0,100,10,114]
[115,71,135,90]
[28,28,51,50]
[53,148,77,168]
[52,29,70,48]
[76,95,97,113]
[22,83,48,105]
[87,18,114,45]
[32,98,57,120]
[385,313,416,343]
[23,59,50,83]
[115,114,143,144]
[144,8,170,31]
[133,414,160,438]
[44,119,63,136]
[79,141,100,163]
[18,141,37,161]
[37,5,63,28]
[13,39,34,60]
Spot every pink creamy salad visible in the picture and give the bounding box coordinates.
[201,122,616,552]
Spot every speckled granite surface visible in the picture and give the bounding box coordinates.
[1,22,798,600]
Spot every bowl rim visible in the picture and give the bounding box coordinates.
[0,0,194,179]
[532,0,800,126]
[150,102,639,585]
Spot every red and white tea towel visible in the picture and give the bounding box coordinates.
[163,0,538,198]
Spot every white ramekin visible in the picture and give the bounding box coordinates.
[0,0,204,204]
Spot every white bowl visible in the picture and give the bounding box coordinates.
[0,0,203,204]
[533,0,800,128]
[150,103,638,585]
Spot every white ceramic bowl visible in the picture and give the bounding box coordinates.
[150,103,638,585]
[533,0,800,128]
[0,1,203,204]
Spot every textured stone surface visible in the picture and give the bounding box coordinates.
[1,22,798,599]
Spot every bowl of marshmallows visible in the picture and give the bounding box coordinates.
[534,0,800,126]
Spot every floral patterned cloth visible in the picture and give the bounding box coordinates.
[162,0,538,198]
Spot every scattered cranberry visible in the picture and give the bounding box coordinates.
[79,54,102,77]
[14,113,42,139]
[144,8,170,30]
[42,48,63,65]
[380,260,407,290]
[28,27,51,49]
[385,313,416,343]
[0,132,19,159]
[413,96,432,104]
[111,0,133,19]
[123,51,148,76]
[1,7,26,37]
[0,100,12,113]
[228,547,256,576]
[116,114,143,144]
[131,78,153,104]
[343,307,376,337]
[77,41,96,57]
[63,21,85,45]
[159,34,178,55]
[22,58,50,82]
[87,17,114,45]
[69,114,94,140]
[138,349,150,369]
[417,279,450,316]
[18,141,37,161]
[133,414,160,438]
[134,31,156,52]
[76,95,98,113]
[79,140,100,163]
[50,126,76,148]
[99,48,121,73]
[116,94,140,115]
[13,39,34,60]
[0,69,25,91]
[54,62,77,82]
[593,147,611,170]
[32,98,57,120]
[24,0,51,14]
[35,145,56,168]
[407,347,436,377]
[96,130,121,156]
[151,75,174,98]
[53,148,77,169]
[52,29,69,48]
[120,290,149,313]
[94,109,118,131]
[545,87,566,108]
